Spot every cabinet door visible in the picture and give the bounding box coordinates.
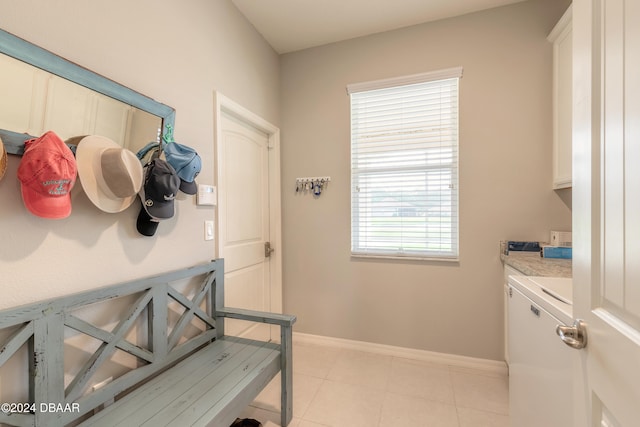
[0,54,48,136]
[44,76,133,144]
[549,6,572,189]
[508,285,572,427]
[503,265,526,363]
[92,93,133,146]
[43,75,93,140]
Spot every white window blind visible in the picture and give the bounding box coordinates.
[349,68,461,260]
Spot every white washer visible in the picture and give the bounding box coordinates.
[507,275,573,427]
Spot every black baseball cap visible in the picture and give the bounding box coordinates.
[139,159,180,219]
[136,207,160,236]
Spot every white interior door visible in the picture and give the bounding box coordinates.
[572,1,640,426]
[215,92,282,341]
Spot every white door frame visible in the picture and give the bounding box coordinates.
[213,91,283,315]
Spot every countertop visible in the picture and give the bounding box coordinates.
[501,251,572,278]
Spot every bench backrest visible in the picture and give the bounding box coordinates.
[0,259,225,427]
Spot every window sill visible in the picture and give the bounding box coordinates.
[350,253,459,263]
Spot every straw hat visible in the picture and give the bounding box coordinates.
[76,135,143,213]
[0,136,7,181]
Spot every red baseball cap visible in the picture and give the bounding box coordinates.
[17,131,77,219]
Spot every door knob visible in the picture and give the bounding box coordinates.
[556,319,588,349]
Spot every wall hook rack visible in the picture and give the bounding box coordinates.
[295,176,331,196]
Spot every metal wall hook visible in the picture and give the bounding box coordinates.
[295,176,331,197]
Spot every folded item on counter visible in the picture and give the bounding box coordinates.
[507,241,541,253]
[540,245,572,259]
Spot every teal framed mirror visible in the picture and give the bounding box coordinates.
[0,28,175,156]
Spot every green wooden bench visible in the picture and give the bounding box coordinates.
[0,259,296,427]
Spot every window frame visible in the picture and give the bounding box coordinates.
[348,67,462,261]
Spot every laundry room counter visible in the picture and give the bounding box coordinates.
[501,251,571,278]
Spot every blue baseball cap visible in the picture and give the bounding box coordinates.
[162,142,201,195]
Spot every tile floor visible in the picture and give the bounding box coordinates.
[239,341,509,427]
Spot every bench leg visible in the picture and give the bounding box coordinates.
[280,325,293,426]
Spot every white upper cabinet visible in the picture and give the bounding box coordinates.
[44,75,95,139]
[548,5,572,189]
[0,54,48,136]
[0,53,133,144]
[44,75,133,143]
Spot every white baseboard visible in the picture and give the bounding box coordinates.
[293,332,508,376]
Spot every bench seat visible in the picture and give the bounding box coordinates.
[81,336,280,427]
[0,260,296,427]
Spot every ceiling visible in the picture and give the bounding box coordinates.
[232,0,528,54]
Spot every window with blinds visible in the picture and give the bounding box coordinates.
[348,67,461,260]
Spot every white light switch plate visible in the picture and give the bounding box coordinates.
[204,220,214,241]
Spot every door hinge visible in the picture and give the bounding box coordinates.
[265,241,275,258]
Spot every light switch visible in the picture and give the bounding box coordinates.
[204,220,214,241]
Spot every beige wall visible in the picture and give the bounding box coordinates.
[0,0,279,309]
[280,0,572,361]
[0,0,573,368]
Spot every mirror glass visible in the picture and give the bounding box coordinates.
[0,29,175,156]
